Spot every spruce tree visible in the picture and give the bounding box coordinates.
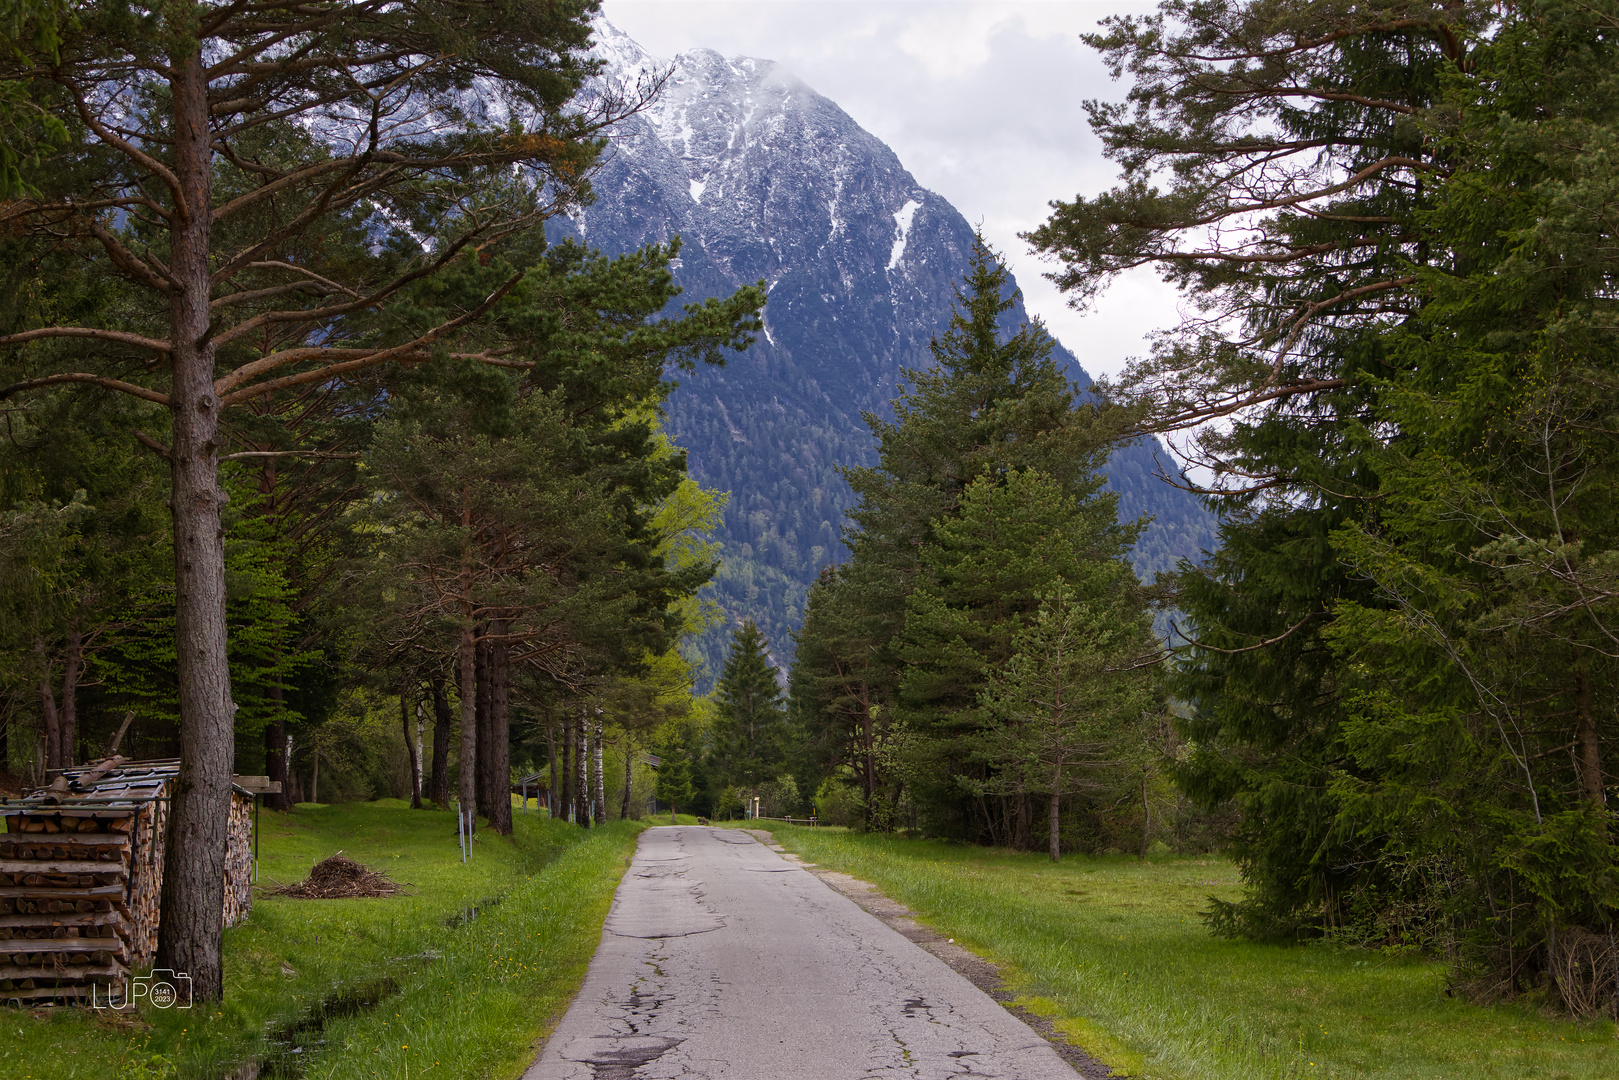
[713,620,787,814]
[792,236,1136,838]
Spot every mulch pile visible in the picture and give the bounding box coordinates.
[269,853,405,899]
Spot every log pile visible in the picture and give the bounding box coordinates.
[0,759,261,1006]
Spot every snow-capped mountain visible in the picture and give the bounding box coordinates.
[557,20,1215,680]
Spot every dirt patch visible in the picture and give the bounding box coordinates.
[268,853,405,899]
[0,771,25,797]
[748,829,1119,1080]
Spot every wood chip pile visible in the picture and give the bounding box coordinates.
[0,759,258,1006]
[270,853,403,899]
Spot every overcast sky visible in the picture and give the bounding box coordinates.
[603,0,1178,382]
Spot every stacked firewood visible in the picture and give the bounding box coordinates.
[0,810,137,1004]
[0,760,266,1006]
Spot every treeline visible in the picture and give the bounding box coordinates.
[0,0,760,1001]
[1020,0,1619,1016]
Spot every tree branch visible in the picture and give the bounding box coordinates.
[0,373,169,405]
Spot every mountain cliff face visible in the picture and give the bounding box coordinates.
[557,20,1216,681]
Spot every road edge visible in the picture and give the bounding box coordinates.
[742,829,1120,1080]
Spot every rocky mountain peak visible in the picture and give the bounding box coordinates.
[559,19,1213,682]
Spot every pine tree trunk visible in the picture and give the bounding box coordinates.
[59,626,80,766]
[1576,669,1605,815]
[545,723,558,818]
[487,632,512,835]
[620,733,633,821]
[264,632,290,811]
[1140,771,1151,858]
[457,623,477,836]
[401,690,422,810]
[429,677,453,808]
[155,46,233,1005]
[861,707,875,832]
[264,718,288,811]
[474,632,493,820]
[1049,788,1061,862]
[36,641,59,771]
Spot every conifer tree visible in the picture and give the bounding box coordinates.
[713,620,786,813]
[0,0,632,998]
[980,580,1157,861]
[793,237,1136,838]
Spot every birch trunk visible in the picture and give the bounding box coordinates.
[577,712,590,827]
[592,716,605,826]
[402,690,422,810]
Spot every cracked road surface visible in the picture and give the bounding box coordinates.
[524,826,1082,1080]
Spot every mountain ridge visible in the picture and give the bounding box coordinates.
[557,19,1216,683]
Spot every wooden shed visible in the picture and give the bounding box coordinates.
[0,758,261,1006]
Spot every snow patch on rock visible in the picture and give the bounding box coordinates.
[888,198,923,270]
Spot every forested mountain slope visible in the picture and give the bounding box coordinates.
[557,20,1215,680]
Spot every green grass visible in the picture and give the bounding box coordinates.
[2,800,642,1080]
[762,826,1619,1080]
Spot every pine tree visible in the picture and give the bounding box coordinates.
[0,0,627,999]
[980,581,1157,861]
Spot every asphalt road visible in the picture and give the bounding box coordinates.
[524,825,1082,1080]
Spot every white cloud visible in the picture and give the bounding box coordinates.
[602,0,1169,379]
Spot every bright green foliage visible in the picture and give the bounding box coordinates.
[654,739,699,819]
[712,619,788,809]
[901,468,1151,844]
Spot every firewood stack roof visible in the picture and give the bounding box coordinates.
[0,758,259,1007]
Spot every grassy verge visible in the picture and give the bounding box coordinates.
[761,826,1619,1080]
[3,801,641,1080]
